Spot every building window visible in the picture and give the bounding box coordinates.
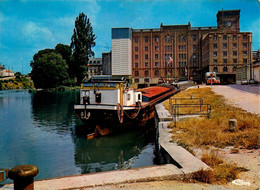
[155,70,159,76]
[145,70,149,77]
[184,45,186,50]
[213,59,218,64]
[233,66,237,72]
[193,45,196,50]
[192,34,197,41]
[213,43,217,48]
[135,36,138,43]
[213,66,218,72]
[223,43,227,49]
[223,66,228,72]
[155,46,159,51]
[178,45,180,50]
[145,54,148,60]
[223,35,227,40]
[213,35,217,41]
[193,53,197,59]
[155,62,159,67]
[223,59,227,64]
[223,51,227,57]
[135,47,138,52]
[165,35,172,42]
[193,61,197,67]
[135,62,138,68]
[179,62,181,67]
[233,59,237,63]
[145,46,148,51]
[155,35,159,42]
[243,51,247,55]
[213,52,217,57]
[145,36,149,42]
[243,43,247,48]
[155,54,159,59]
[134,71,139,76]
[233,43,237,48]
[144,78,150,83]
[135,55,138,60]
[243,59,247,64]
[134,78,139,83]
[184,53,186,59]
[243,35,247,40]
[145,62,149,67]
[233,51,237,56]
[233,35,237,40]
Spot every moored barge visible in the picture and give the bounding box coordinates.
[74,77,179,133]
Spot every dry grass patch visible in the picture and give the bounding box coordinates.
[191,152,246,184]
[165,87,260,149]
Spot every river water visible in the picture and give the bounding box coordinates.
[0,90,156,183]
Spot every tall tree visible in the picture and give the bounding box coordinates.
[70,12,96,83]
[30,50,69,89]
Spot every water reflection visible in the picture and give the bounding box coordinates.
[73,130,151,173]
[31,91,81,134]
[0,90,156,183]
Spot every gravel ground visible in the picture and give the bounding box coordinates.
[211,84,260,115]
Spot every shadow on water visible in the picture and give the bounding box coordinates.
[31,90,82,134]
[73,119,157,173]
[29,90,157,176]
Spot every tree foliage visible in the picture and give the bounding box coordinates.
[30,50,69,89]
[70,12,96,83]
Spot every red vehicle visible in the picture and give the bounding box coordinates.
[205,72,220,85]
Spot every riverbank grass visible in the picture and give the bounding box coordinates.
[164,87,260,149]
[164,86,259,184]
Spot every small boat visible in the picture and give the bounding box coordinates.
[74,76,179,133]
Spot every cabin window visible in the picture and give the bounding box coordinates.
[213,67,218,72]
[138,94,141,101]
[127,94,131,101]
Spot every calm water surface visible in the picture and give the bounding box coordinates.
[0,90,155,183]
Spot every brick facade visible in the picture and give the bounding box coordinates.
[130,9,252,85]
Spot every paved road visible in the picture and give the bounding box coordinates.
[211,84,260,115]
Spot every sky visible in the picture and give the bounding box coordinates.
[0,0,259,74]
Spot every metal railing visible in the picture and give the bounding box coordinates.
[169,97,211,127]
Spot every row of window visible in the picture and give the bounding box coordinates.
[213,66,237,72]
[213,42,247,49]
[89,60,101,64]
[134,54,159,60]
[134,34,189,43]
[213,59,247,64]
[213,34,248,41]
[213,51,248,57]
[134,70,159,77]
[134,60,198,68]
[134,34,248,44]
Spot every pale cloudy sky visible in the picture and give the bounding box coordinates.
[0,0,259,74]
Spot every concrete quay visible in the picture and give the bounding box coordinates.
[1,164,184,190]
[155,103,210,174]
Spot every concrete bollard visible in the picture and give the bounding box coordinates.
[8,165,39,190]
[229,119,237,132]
